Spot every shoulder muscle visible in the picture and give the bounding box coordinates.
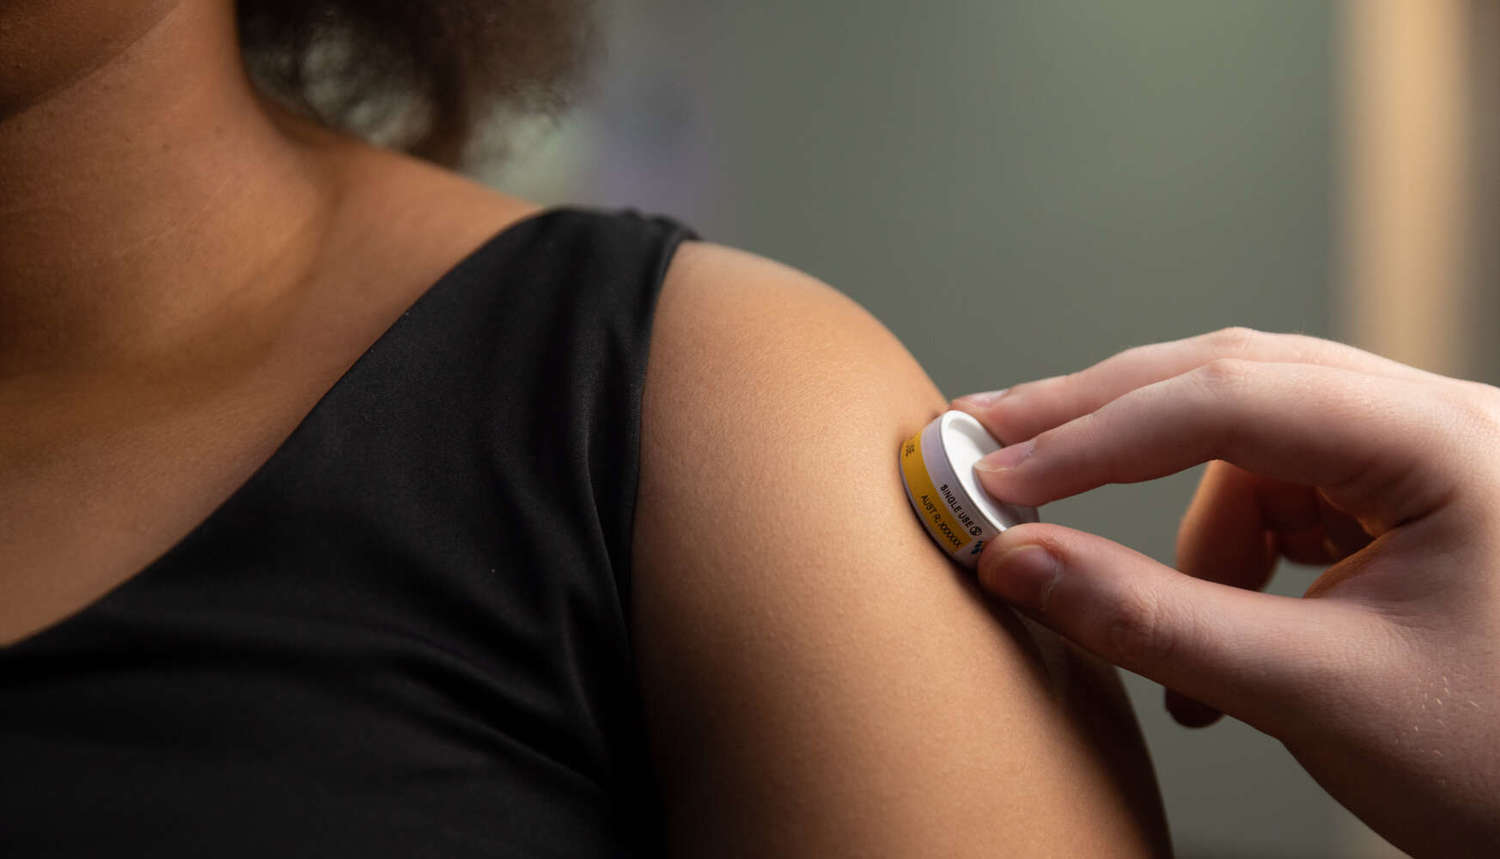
[632,240,1168,857]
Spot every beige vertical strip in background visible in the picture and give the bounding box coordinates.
[1338,2,1472,855]
[1341,0,1471,376]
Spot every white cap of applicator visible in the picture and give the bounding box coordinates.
[899,410,1040,568]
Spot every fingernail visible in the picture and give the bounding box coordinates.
[979,543,1061,611]
[952,389,1008,409]
[973,439,1034,473]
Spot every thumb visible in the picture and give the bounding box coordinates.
[978,522,1340,737]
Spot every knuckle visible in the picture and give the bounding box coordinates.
[1459,381,1500,432]
[1102,586,1175,670]
[1438,383,1500,470]
[1204,326,1263,356]
[1191,357,1253,397]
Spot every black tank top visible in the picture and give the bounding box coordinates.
[0,206,701,857]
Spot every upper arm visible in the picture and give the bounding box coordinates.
[631,241,1169,857]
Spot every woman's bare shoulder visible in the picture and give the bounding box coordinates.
[632,239,1171,857]
[318,144,548,273]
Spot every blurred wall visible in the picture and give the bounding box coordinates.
[1479,4,1500,387]
[1477,3,1500,387]
[488,1,1408,856]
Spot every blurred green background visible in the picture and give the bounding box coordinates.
[484,1,1461,855]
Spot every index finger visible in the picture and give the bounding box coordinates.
[972,360,1457,534]
[954,328,1434,445]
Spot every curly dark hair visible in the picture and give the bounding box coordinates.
[236,0,598,166]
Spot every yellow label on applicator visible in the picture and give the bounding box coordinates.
[901,430,974,555]
[899,410,1039,568]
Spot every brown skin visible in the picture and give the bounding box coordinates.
[0,1,542,643]
[3,2,1169,854]
[635,246,1169,855]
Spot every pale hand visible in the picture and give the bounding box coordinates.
[955,328,1500,858]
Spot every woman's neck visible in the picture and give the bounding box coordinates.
[0,1,341,380]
